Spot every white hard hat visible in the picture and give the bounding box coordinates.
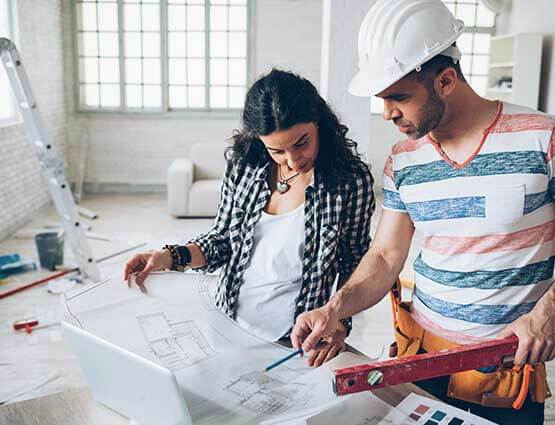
[349,0,465,97]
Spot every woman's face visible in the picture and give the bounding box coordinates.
[259,122,319,174]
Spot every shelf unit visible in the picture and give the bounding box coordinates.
[485,33,543,109]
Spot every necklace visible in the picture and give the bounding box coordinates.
[276,165,300,194]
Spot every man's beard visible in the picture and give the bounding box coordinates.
[411,87,446,139]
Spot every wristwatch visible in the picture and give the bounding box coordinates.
[340,318,352,336]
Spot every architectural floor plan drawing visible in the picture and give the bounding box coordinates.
[138,312,218,371]
[197,274,217,311]
[304,391,391,425]
[225,370,313,415]
[64,271,365,425]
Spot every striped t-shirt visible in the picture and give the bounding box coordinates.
[383,102,555,343]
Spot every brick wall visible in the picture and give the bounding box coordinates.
[0,0,69,240]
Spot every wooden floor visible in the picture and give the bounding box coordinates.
[0,193,553,423]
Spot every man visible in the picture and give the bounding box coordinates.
[291,0,554,423]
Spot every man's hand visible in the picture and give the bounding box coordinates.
[291,305,339,354]
[304,321,347,367]
[498,302,555,366]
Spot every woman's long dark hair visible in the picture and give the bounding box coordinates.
[227,69,364,187]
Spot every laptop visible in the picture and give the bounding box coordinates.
[62,321,193,425]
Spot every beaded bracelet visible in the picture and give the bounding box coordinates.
[163,244,180,271]
[163,244,191,272]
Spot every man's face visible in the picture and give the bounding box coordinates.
[376,76,445,139]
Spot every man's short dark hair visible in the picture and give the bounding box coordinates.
[407,43,466,87]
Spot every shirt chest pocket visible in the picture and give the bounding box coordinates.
[485,184,525,225]
[317,224,340,274]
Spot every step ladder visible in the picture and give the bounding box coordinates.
[0,38,100,281]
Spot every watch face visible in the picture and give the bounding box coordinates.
[181,246,192,265]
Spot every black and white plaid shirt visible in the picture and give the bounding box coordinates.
[188,159,375,336]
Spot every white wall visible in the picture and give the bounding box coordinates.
[368,115,400,189]
[0,0,70,239]
[351,0,402,189]
[496,0,555,114]
[68,0,324,190]
[320,0,372,162]
[255,0,322,86]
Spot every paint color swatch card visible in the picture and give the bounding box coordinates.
[378,393,497,425]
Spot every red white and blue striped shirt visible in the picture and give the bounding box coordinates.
[383,102,555,343]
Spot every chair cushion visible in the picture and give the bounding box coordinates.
[167,158,193,217]
[187,179,222,216]
[191,144,227,180]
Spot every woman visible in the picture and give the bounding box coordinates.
[124,69,374,367]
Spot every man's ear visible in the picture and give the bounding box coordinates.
[436,67,457,96]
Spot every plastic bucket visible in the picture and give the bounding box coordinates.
[34,231,65,271]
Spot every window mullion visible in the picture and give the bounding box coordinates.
[71,0,80,109]
[464,26,495,35]
[247,0,254,85]
[118,0,126,111]
[95,2,102,106]
[7,0,12,39]
[205,0,210,110]
[139,1,144,108]
[161,0,168,112]
[184,4,188,106]
[226,4,230,108]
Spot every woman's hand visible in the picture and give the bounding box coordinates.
[123,250,173,288]
[304,321,347,367]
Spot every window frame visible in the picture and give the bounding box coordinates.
[448,0,497,98]
[370,0,497,115]
[0,0,21,128]
[71,0,255,117]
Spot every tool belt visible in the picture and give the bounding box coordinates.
[389,279,551,409]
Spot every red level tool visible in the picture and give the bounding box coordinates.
[333,336,519,396]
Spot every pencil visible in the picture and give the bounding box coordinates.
[265,348,303,372]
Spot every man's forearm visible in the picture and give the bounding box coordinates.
[327,245,405,320]
[532,281,555,316]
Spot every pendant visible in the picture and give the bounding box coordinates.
[277,180,290,194]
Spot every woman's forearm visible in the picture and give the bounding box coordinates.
[186,243,207,269]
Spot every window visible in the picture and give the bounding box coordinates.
[0,0,19,126]
[370,0,496,114]
[444,0,496,95]
[74,0,250,112]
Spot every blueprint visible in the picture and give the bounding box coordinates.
[305,392,391,425]
[62,271,360,424]
[63,272,262,360]
[137,312,220,371]
[225,370,314,415]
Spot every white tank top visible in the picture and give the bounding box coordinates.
[235,203,305,341]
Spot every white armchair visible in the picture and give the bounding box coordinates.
[167,143,226,217]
